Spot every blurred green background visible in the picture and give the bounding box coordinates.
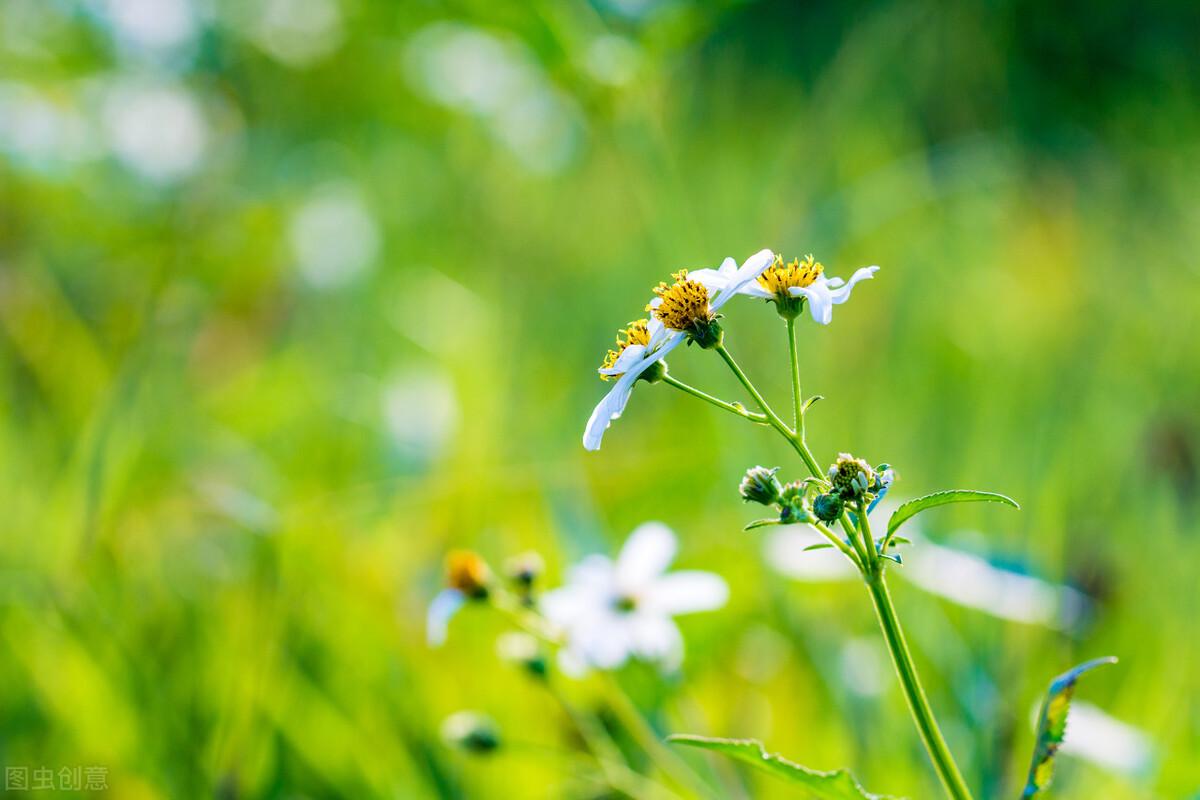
[2,0,1199,797]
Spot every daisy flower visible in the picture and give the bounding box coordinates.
[698,253,877,324]
[540,522,728,674]
[583,248,774,451]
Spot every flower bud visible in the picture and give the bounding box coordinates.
[739,466,783,506]
[504,551,544,589]
[687,319,724,350]
[445,550,491,600]
[778,480,811,523]
[497,632,548,678]
[441,711,500,754]
[813,492,844,523]
[829,453,875,500]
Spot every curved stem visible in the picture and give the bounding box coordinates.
[713,343,792,437]
[786,317,804,436]
[865,574,973,800]
[662,375,768,424]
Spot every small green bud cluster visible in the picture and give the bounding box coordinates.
[739,466,813,526]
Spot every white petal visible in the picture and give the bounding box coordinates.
[575,615,633,669]
[426,589,466,647]
[628,614,683,665]
[583,374,637,451]
[738,283,774,299]
[644,571,729,614]
[601,343,646,375]
[792,280,834,325]
[582,336,680,451]
[712,248,774,310]
[829,265,878,305]
[688,257,737,292]
[616,521,677,588]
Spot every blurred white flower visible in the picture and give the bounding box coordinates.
[404,22,584,174]
[766,500,1091,631]
[694,254,877,325]
[289,183,380,288]
[426,588,466,647]
[583,249,774,451]
[383,369,458,461]
[100,0,199,57]
[540,522,728,674]
[252,0,343,67]
[0,83,99,172]
[102,80,207,183]
[1058,700,1155,778]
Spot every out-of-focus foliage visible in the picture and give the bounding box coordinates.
[1,0,1198,797]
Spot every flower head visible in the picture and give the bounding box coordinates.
[427,550,492,647]
[540,522,728,674]
[739,465,783,506]
[729,253,878,324]
[583,249,774,451]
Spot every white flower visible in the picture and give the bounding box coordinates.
[583,248,774,451]
[701,253,877,325]
[541,522,728,674]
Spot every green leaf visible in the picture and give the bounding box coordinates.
[802,543,834,552]
[1022,656,1118,798]
[887,490,1019,539]
[668,735,896,799]
[744,518,783,531]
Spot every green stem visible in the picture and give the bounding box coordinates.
[865,574,973,800]
[713,343,792,437]
[786,317,804,436]
[662,375,768,425]
[811,520,863,570]
[857,500,877,568]
[601,675,714,800]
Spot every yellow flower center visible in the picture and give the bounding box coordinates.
[650,270,714,331]
[757,254,824,298]
[446,550,490,597]
[599,319,652,380]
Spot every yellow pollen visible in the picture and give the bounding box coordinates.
[649,270,714,332]
[446,550,490,596]
[599,319,652,380]
[757,254,824,298]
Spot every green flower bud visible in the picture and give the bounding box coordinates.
[739,466,783,506]
[778,480,811,523]
[813,492,844,523]
[829,453,875,500]
[504,551,544,589]
[441,711,500,754]
[496,632,548,678]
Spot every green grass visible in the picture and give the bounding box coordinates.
[1,1,1199,797]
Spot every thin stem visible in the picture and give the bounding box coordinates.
[601,675,714,800]
[786,317,804,436]
[713,343,793,437]
[810,520,863,570]
[662,375,768,425]
[865,574,973,800]
[545,679,681,800]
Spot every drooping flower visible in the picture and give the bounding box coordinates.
[583,249,774,451]
[708,253,877,324]
[540,522,728,674]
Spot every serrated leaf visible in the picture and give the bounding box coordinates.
[1022,656,1118,798]
[744,518,783,531]
[668,735,896,799]
[803,543,835,552]
[887,490,1019,539]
